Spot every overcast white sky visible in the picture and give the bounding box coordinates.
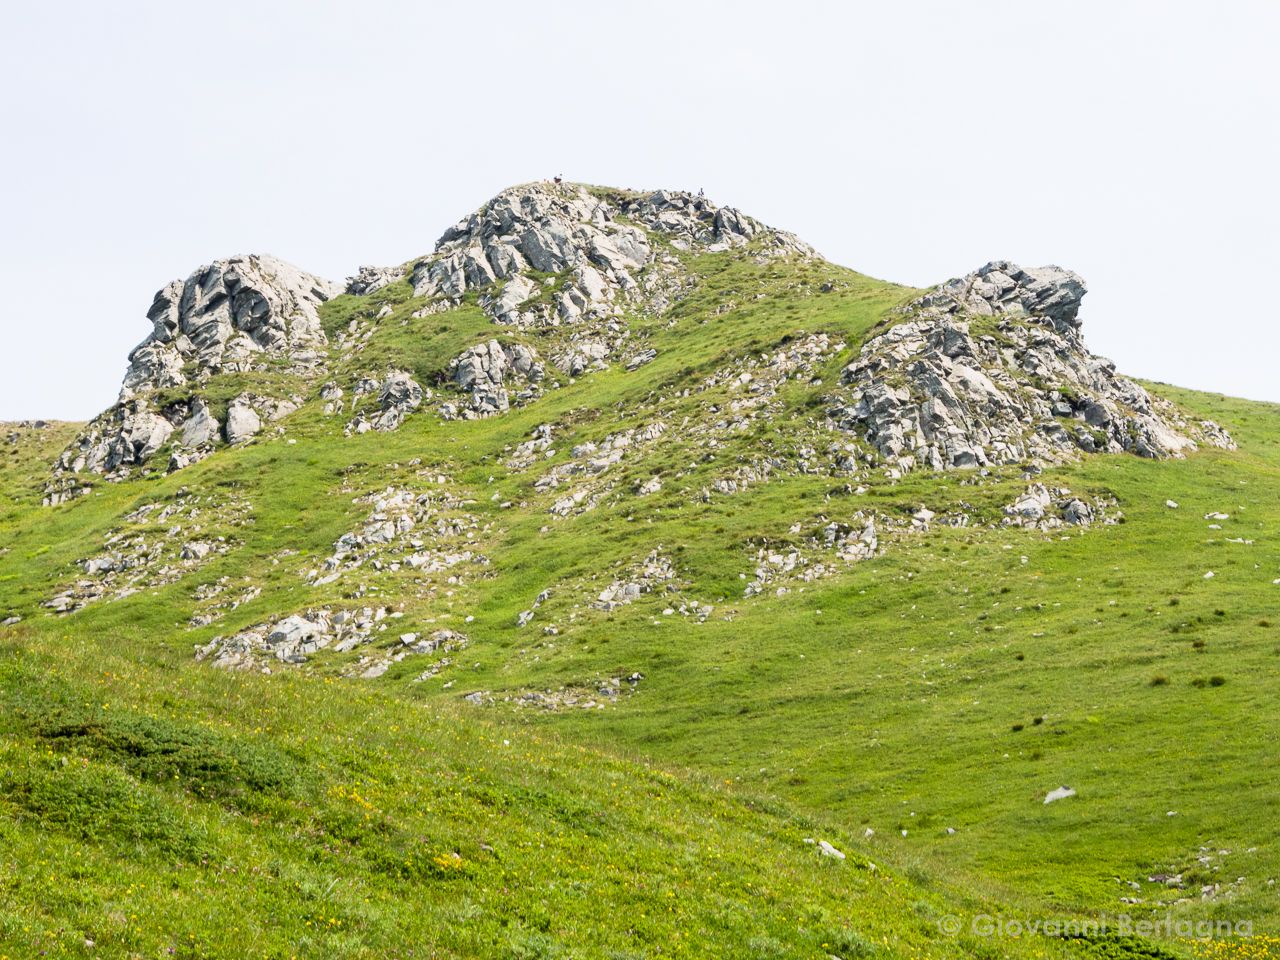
[1,0,1277,420]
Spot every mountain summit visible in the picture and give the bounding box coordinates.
[48,181,1228,505]
[34,178,1237,635]
[48,183,814,498]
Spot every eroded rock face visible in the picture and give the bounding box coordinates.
[405,185,652,330]
[446,340,543,418]
[56,407,174,476]
[127,254,341,399]
[405,184,812,326]
[343,183,814,416]
[831,261,1234,471]
[912,262,1086,332]
[54,255,339,486]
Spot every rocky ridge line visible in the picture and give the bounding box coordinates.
[830,261,1233,472]
[48,184,814,494]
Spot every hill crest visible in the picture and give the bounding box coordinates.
[45,182,1229,506]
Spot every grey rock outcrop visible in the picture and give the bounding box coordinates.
[1000,483,1117,530]
[593,551,678,611]
[125,254,340,399]
[554,340,610,377]
[348,183,813,376]
[196,608,386,670]
[54,255,339,485]
[346,371,427,433]
[912,262,1086,332]
[56,407,174,476]
[410,184,652,330]
[372,371,425,430]
[831,261,1234,471]
[224,397,262,445]
[447,340,543,417]
[120,411,175,465]
[346,264,403,296]
[616,189,814,256]
[319,381,344,415]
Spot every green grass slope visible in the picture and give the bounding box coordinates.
[1,622,1050,960]
[2,236,1277,960]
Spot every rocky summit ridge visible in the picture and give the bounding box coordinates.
[46,181,1230,504]
[831,261,1234,472]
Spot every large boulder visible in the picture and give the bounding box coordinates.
[181,399,221,447]
[225,397,262,445]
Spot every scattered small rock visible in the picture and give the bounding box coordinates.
[1044,785,1077,804]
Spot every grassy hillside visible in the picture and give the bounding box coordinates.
[543,384,1280,919]
[2,234,1277,959]
[1,618,1050,960]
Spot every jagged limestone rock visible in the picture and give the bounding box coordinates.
[51,187,1228,514]
[831,261,1234,471]
[128,254,340,398]
[418,184,812,324]
[411,184,651,330]
[346,183,813,380]
[448,340,543,418]
[53,255,339,487]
